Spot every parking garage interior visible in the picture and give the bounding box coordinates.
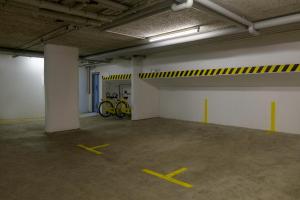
[1,0,300,199]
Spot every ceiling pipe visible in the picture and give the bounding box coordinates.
[12,0,113,22]
[18,24,79,50]
[194,0,259,35]
[171,0,193,11]
[254,13,300,30]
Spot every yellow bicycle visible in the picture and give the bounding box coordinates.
[115,98,131,118]
[98,97,131,118]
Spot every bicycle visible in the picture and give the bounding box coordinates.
[98,96,131,118]
[115,97,131,118]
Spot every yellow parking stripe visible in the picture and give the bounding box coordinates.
[143,168,192,188]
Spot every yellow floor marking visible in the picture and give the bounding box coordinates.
[91,144,110,149]
[166,167,187,178]
[77,144,110,155]
[142,168,193,188]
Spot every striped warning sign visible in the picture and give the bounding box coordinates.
[102,74,131,80]
[139,64,300,79]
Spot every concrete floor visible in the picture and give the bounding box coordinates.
[0,117,300,200]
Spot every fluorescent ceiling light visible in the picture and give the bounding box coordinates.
[149,28,199,42]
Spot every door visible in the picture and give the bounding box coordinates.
[92,73,100,112]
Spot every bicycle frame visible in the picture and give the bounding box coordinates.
[102,99,116,114]
[118,99,131,115]
[100,98,131,116]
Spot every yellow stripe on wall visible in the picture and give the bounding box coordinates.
[203,98,208,124]
[270,101,276,132]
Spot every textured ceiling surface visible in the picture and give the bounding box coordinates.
[211,0,300,21]
[108,8,233,38]
[30,27,141,56]
[0,7,65,48]
[0,0,300,57]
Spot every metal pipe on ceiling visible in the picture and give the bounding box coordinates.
[254,13,300,30]
[18,24,79,50]
[194,0,259,35]
[12,0,113,22]
[171,0,193,11]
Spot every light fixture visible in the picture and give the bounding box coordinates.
[149,27,200,42]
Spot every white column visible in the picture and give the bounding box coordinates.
[44,44,80,133]
[131,56,159,120]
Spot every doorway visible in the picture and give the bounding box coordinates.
[92,73,100,112]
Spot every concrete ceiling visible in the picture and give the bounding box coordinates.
[108,8,233,38]
[211,0,300,21]
[0,0,300,57]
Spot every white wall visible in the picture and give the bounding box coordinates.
[160,87,300,134]
[0,55,45,120]
[144,31,300,71]
[144,31,300,134]
[131,56,159,120]
[93,58,132,75]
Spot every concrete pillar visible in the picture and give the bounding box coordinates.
[44,44,80,133]
[131,56,159,120]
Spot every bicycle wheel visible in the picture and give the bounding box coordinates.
[98,101,114,117]
[115,101,128,118]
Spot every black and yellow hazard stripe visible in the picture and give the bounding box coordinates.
[139,64,300,79]
[102,74,132,80]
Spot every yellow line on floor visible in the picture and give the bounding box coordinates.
[165,167,187,178]
[77,144,110,155]
[91,144,110,149]
[142,168,193,188]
